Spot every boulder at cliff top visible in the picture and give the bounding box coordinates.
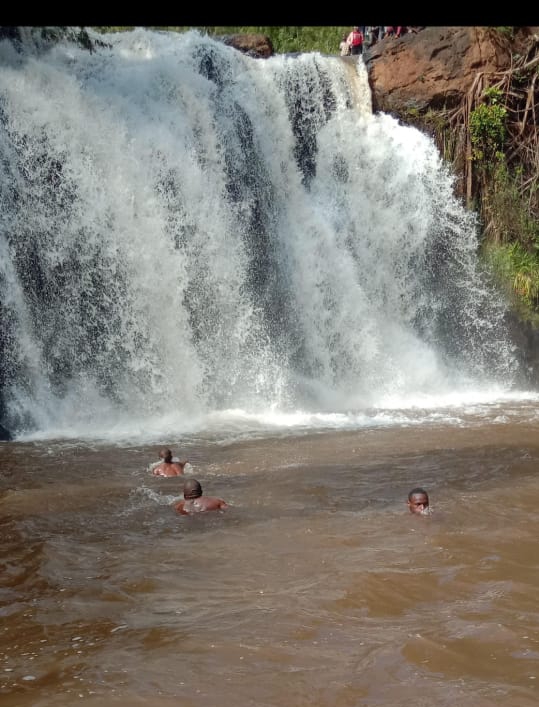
[217,34,274,58]
[365,26,536,116]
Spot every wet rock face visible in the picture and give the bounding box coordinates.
[364,26,530,116]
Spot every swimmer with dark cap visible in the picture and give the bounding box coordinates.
[174,478,228,515]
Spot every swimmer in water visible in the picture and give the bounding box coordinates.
[152,448,189,477]
[174,478,228,515]
[407,487,431,516]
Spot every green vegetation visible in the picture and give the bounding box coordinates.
[91,26,350,55]
[494,27,516,40]
[198,27,350,54]
[485,241,539,322]
[422,30,539,319]
[481,161,539,320]
[469,88,507,166]
[475,66,539,318]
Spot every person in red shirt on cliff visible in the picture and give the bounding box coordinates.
[346,27,364,55]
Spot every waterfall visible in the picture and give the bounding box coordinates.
[0,28,520,440]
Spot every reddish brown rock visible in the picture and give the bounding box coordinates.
[365,26,537,116]
[218,33,274,58]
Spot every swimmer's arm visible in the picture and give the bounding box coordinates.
[174,501,187,514]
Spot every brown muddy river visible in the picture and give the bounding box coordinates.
[2,416,539,707]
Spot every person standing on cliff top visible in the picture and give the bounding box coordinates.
[346,27,364,56]
[368,26,381,47]
[339,33,350,56]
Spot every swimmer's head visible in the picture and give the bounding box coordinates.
[183,478,202,500]
[407,487,429,515]
[159,448,172,463]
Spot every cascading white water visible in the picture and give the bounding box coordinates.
[0,28,522,440]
